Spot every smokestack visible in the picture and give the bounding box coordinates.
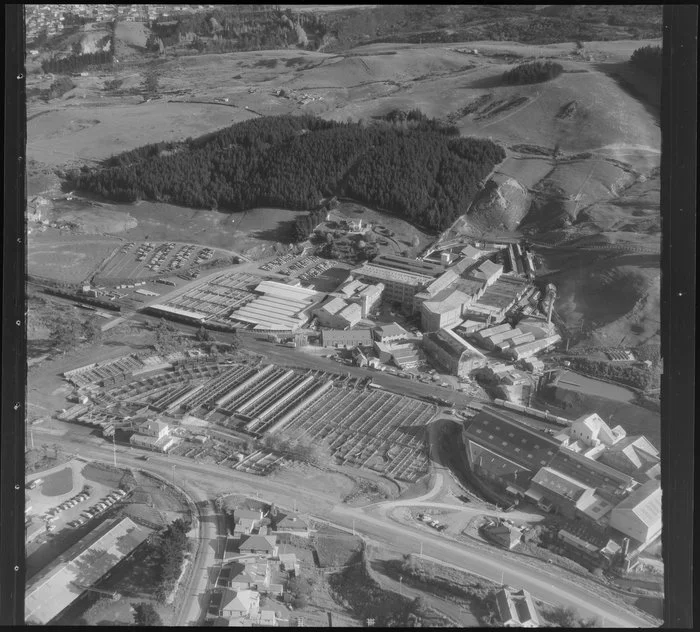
[621,537,630,558]
[547,298,554,325]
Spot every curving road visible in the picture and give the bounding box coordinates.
[38,429,657,628]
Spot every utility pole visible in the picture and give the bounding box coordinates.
[399,575,403,596]
[352,519,355,536]
[112,433,117,468]
[420,541,423,557]
[172,464,176,485]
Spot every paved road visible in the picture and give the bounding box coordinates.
[37,431,656,628]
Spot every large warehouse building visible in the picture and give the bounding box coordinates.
[462,407,662,550]
[230,281,323,331]
[25,517,153,625]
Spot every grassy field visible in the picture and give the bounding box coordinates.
[25,37,661,350]
[27,240,116,283]
[40,467,74,496]
[314,534,364,568]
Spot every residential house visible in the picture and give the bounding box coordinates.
[483,523,522,550]
[221,588,260,619]
[239,534,279,557]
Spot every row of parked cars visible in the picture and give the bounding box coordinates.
[61,489,127,529]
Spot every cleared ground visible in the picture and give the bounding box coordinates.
[27,240,116,283]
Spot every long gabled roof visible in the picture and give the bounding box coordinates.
[25,517,152,625]
[612,479,662,528]
[464,407,560,472]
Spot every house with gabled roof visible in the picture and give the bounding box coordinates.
[495,586,540,627]
[239,534,278,556]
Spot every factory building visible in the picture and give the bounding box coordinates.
[373,322,409,343]
[422,328,487,378]
[313,297,362,329]
[373,340,421,370]
[25,517,153,625]
[552,415,660,483]
[335,278,384,317]
[352,254,444,312]
[320,328,374,349]
[468,259,503,287]
[506,334,562,361]
[230,281,323,331]
[609,480,662,544]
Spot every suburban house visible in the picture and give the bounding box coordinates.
[278,553,301,577]
[495,587,540,627]
[220,588,260,619]
[221,560,271,592]
[239,534,279,557]
[273,514,309,534]
[483,522,522,550]
[233,508,264,536]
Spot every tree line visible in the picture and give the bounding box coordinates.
[503,60,564,85]
[41,49,114,74]
[151,518,191,602]
[630,45,662,78]
[72,114,505,233]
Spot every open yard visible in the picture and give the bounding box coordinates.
[27,239,116,283]
[40,467,74,496]
[314,534,364,568]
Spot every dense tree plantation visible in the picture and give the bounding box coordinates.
[502,60,564,85]
[73,115,505,232]
[630,45,662,78]
[41,49,114,74]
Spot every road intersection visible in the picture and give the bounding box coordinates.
[37,427,657,628]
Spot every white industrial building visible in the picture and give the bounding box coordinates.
[313,296,362,329]
[230,281,323,331]
[609,480,662,544]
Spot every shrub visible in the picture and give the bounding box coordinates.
[133,602,163,626]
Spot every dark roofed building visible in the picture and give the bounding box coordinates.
[548,450,636,502]
[239,534,278,556]
[371,254,444,277]
[598,435,660,483]
[483,522,522,550]
[423,328,487,377]
[320,328,374,349]
[463,407,560,478]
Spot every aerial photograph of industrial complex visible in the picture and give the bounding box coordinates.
[22,4,668,627]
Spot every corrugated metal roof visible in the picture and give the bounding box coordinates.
[25,518,152,624]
